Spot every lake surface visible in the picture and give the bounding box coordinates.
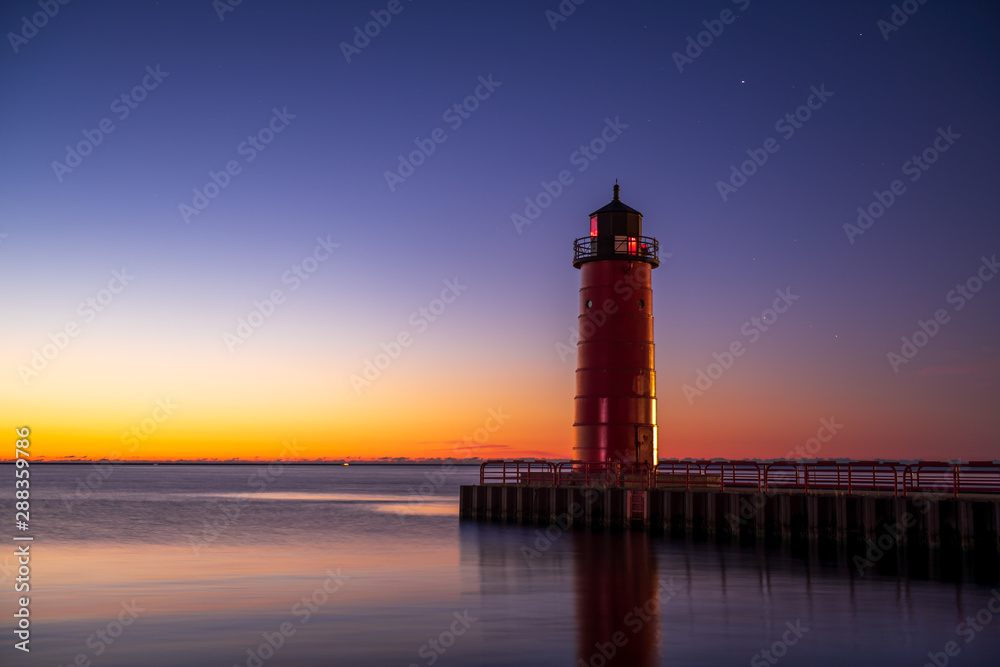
[3,464,999,666]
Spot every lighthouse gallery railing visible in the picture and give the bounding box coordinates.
[573,235,659,264]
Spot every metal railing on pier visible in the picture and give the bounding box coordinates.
[478,460,555,485]
[478,459,1000,498]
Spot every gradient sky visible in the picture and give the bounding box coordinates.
[2,0,998,461]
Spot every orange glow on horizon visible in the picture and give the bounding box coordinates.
[6,328,996,463]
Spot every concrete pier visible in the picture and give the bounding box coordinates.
[459,485,1000,553]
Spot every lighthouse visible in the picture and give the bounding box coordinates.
[572,183,660,466]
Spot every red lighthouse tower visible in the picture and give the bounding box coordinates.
[572,183,660,466]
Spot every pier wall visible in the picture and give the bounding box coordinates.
[459,485,1000,551]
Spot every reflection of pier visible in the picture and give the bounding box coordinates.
[459,519,1000,663]
[460,458,1000,581]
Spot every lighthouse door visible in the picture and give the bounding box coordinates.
[636,426,654,467]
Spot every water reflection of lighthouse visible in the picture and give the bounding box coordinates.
[575,530,663,667]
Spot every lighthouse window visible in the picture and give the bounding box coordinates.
[638,299,644,309]
[586,300,593,309]
[590,217,598,237]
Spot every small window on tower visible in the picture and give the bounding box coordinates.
[590,217,598,237]
[586,300,593,309]
[638,299,644,310]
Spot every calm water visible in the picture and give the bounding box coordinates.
[3,464,999,666]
